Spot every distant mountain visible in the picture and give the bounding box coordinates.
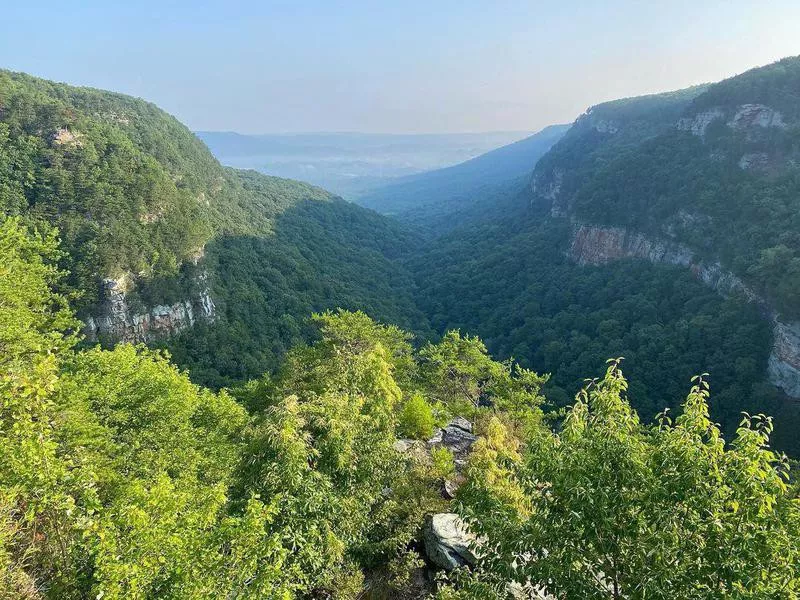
[0,69,429,386]
[195,130,531,197]
[354,124,569,233]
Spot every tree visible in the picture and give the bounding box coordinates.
[0,217,79,597]
[399,393,436,439]
[455,361,800,599]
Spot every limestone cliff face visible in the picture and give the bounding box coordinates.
[769,323,800,398]
[531,168,564,216]
[568,224,800,398]
[677,103,787,138]
[84,272,215,344]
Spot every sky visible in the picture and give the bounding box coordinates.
[2,1,800,134]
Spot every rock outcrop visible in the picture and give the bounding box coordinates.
[394,417,477,498]
[568,223,800,398]
[677,108,725,137]
[395,417,477,467]
[591,119,619,134]
[423,513,478,570]
[728,104,786,131]
[531,168,565,216]
[84,273,215,344]
[427,416,477,468]
[569,225,694,269]
[677,104,787,139]
[424,516,555,597]
[51,127,83,146]
[768,322,800,398]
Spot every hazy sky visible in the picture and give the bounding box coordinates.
[3,1,799,133]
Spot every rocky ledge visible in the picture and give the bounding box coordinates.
[423,513,478,570]
[677,104,787,138]
[84,273,215,344]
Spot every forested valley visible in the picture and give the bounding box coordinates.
[2,57,800,598]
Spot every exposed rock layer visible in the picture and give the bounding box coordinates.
[84,274,215,343]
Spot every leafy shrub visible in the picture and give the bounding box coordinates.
[399,393,435,439]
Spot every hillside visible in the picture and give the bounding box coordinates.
[4,225,797,597]
[354,124,569,233]
[3,64,799,449]
[3,62,800,599]
[534,58,800,318]
[530,57,800,391]
[0,69,429,386]
[412,58,800,452]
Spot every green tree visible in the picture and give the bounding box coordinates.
[456,361,800,599]
[399,393,436,439]
[0,217,79,598]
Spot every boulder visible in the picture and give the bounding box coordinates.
[427,418,478,467]
[423,513,478,570]
[448,415,472,433]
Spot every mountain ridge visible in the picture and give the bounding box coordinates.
[354,124,569,233]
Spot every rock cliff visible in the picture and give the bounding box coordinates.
[568,224,800,398]
[676,103,786,138]
[84,272,215,344]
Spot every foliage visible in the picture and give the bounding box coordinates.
[4,58,800,599]
[411,217,779,448]
[162,196,430,388]
[0,69,429,385]
[453,361,800,599]
[399,393,436,440]
[534,57,800,319]
[1,215,799,598]
[0,217,78,598]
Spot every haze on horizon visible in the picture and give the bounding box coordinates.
[3,0,799,135]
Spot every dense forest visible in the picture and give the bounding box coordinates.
[409,217,787,448]
[3,58,800,597]
[0,69,427,386]
[531,57,800,318]
[1,217,798,598]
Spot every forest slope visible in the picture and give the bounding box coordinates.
[0,69,430,386]
[412,58,800,452]
[3,63,800,453]
[355,124,568,234]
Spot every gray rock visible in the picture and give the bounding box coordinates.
[443,477,462,499]
[428,418,478,467]
[676,108,725,137]
[728,104,786,131]
[423,513,478,570]
[83,271,215,344]
[768,322,800,398]
[448,416,472,433]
